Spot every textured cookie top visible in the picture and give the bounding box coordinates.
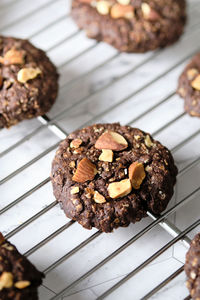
[177,53,200,118]
[0,36,58,128]
[0,233,44,300]
[185,233,200,300]
[72,0,186,53]
[51,123,177,232]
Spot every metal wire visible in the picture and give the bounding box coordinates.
[1,1,200,299]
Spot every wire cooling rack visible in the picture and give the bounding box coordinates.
[1,0,200,299]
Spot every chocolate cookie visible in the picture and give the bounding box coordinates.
[185,233,200,300]
[177,53,200,118]
[51,123,178,232]
[0,233,44,300]
[71,0,186,53]
[0,36,58,128]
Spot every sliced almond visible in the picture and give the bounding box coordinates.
[70,139,82,149]
[111,4,134,19]
[14,280,31,289]
[187,68,199,80]
[108,178,132,199]
[141,3,160,21]
[144,135,153,148]
[0,272,13,290]
[17,67,41,84]
[0,49,25,65]
[0,233,4,245]
[71,186,80,195]
[95,131,128,151]
[191,74,200,91]
[117,0,131,5]
[93,191,106,203]
[129,161,146,189]
[96,1,110,15]
[72,158,97,183]
[99,149,114,162]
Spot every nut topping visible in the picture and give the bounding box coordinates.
[0,272,13,290]
[129,161,146,189]
[95,131,128,151]
[108,178,132,199]
[141,3,160,21]
[111,4,134,19]
[117,0,131,5]
[99,149,114,162]
[72,158,97,183]
[71,186,80,194]
[93,191,106,203]
[70,139,82,149]
[191,74,200,91]
[144,135,153,148]
[96,1,111,15]
[17,67,41,83]
[187,68,199,80]
[14,280,31,289]
[0,49,25,65]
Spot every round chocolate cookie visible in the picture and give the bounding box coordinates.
[185,233,200,300]
[0,36,58,128]
[51,123,178,232]
[177,53,200,118]
[0,233,44,300]
[71,0,186,53]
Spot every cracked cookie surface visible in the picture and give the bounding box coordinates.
[0,36,58,128]
[71,0,186,53]
[177,53,200,118]
[0,233,44,300]
[51,123,178,232]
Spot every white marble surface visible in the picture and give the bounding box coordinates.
[0,0,200,299]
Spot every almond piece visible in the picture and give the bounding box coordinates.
[0,272,13,290]
[70,139,82,149]
[108,179,132,199]
[14,280,31,289]
[72,158,97,183]
[144,135,153,148]
[187,68,199,80]
[95,131,128,151]
[99,149,113,162]
[111,4,134,19]
[129,161,146,189]
[191,74,200,91]
[96,1,110,15]
[71,186,80,194]
[0,233,5,245]
[93,191,106,203]
[0,49,25,65]
[117,0,131,5]
[17,67,41,84]
[141,3,160,21]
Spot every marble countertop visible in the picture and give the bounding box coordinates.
[0,0,200,299]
